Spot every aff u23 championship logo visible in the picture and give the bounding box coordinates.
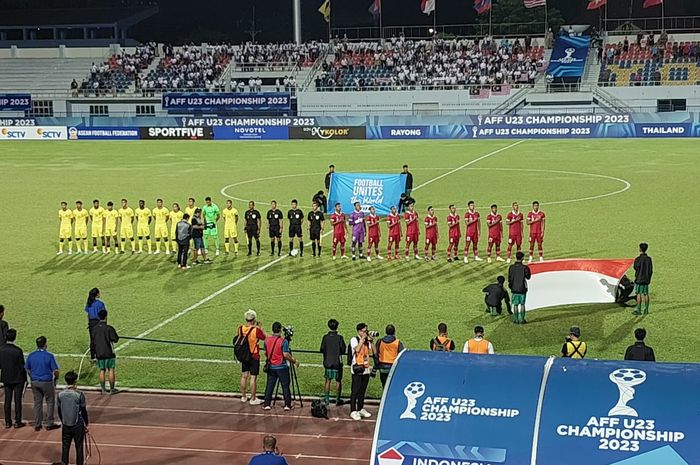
[608,368,647,417]
[400,382,426,419]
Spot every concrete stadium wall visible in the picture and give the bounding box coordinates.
[0,45,136,59]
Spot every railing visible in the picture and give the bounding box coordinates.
[312,82,534,92]
[604,16,700,35]
[598,80,699,87]
[332,23,546,41]
[301,45,334,92]
[230,61,305,73]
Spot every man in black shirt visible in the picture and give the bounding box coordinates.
[190,208,208,264]
[324,164,335,194]
[93,309,119,394]
[0,329,26,428]
[287,199,304,257]
[266,200,283,256]
[398,193,415,214]
[313,190,328,214]
[508,252,531,324]
[483,276,512,316]
[402,164,414,197]
[244,201,261,256]
[633,242,653,315]
[624,328,656,361]
[319,319,345,406]
[308,201,325,257]
[0,304,8,345]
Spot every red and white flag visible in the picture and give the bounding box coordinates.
[525,259,634,311]
[421,0,435,14]
[643,0,662,8]
[524,0,546,8]
[587,0,606,10]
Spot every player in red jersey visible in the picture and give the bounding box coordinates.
[463,200,482,263]
[505,201,523,264]
[386,205,402,260]
[330,202,347,260]
[527,200,546,263]
[486,204,504,263]
[404,202,420,260]
[365,206,382,261]
[446,204,461,262]
[424,206,439,261]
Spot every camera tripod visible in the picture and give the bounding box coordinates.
[273,347,303,408]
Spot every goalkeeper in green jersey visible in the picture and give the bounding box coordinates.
[202,196,221,256]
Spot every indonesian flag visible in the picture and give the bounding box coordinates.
[474,0,492,14]
[421,0,435,14]
[526,259,634,311]
[643,0,662,7]
[587,0,606,10]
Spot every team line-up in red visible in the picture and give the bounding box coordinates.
[328,200,546,263]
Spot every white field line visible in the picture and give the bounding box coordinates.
[56,352,326,368]
[119,141,524,352]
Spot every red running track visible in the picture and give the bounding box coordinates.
[0,391,376,465]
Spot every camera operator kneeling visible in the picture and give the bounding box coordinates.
[349,323,375,421]
[262,322,298,411]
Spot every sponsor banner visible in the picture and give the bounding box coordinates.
[372,351,546,465]
[162,92,291,113]
[139,127,213,140]
[68,127,140,140]
[634,123,691,137]
[289,126,366,140]
[0,126,66,140]
[329,173,406,216]
[537,358,700,464]
[379,126,429,139]
[179,116,318,127]
[213,125,289,140]
[0,94,31,111]
[547,35,591,79]
[0,117,36,126]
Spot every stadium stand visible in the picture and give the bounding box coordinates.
[80,43,157,96]
[315,37,546,91]
[0,58,97,94]
[232,41,325,71]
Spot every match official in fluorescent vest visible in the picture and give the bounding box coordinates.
[463,326,494,354]
[375,325,405,388]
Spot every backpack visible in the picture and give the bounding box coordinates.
[347,337,356,366]
[432,336,452,352]
[311,399,328,419]
[233,326,255,363]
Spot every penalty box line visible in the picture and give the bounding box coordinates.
[116,140,525,353]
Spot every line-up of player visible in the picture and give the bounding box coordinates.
[56,197,546,263]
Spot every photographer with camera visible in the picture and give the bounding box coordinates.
[234,310,266,406]
[262,322,299,411]
[319,319,346,406]
[376,325,404,388]
[348,323,375,421]
[561,326,587,359]
[248,435,289,465]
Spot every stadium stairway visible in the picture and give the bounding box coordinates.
[0,57,97,95]
[583,47,602,87]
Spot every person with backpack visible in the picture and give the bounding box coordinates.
[376,325,404,388]
[561,326,587,359]
[430,323,455,352]
[234,310,266,406]
[319,319,346,406]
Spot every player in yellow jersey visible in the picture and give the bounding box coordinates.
[103,201,120,253]
[184,197,197,224]
[152,198,170,254]
[222,199,240,255]
[118,198,136,253]
[58,201,74,254]
[89,199,106,253]
[169,203,184,252]
[134,199,152,254]
[73,200,90,254]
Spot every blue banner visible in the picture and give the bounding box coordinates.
[67,126,140,140]
[213,125,288,140]
[328,173,406,216]
[547,35,591,80]
[162,92,291,113]
[379,126,430,139]
[372,352,546,465]
[0,94,31,111]
[537,358,700,465]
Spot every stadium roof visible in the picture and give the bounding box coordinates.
[0,7,158,27]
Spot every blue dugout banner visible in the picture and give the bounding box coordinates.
[328,173,406,216]
[162,92,291,113]
[0,94,31,111]
[547,35,591,81]
[373,353,700,465]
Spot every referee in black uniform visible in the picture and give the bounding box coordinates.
[287,199,304,257]
[266,200,284,256]
[308,201,325,257]
[244,201,261,256]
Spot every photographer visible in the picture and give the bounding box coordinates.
[483,276,512,316]
[561,326,587,359]
[248,435,289,465]
[349,323,375,421]
[236,310,266,406]
[262,322,299,411]
[376,325,404,388]
[190,208,208,264]
[319,319,345,406]
[616,275,635,306]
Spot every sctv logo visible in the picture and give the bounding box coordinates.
[1,128,27,138]
[37,128,62,139]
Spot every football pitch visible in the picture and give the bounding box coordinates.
[1,138,696,399]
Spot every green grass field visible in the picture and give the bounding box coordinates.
[1,138,697,399]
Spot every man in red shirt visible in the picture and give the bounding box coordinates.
[463,200,482,263]
[237,309,267,406]
[446,204,461,262]
[505,202,523,264]
[330,203,347,260]
[423,206,438,261]
[486,204,504,263]
[404,203,420,260]
[365,206,382,261]
[386,206,402,260]
[526,200,546,263]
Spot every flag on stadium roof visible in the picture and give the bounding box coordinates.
[643,0,662,7]
[587,0,606,10]
[421,0,435,15]
[524,0,546,8]
[318,0,331,22]
[369,0,381,18]
[474,0,492,14]
[525,259,634,311]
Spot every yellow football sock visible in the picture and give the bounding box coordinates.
[147,239,152,253]
[68,240,73,252]
[83,239,89,250]
[137,238,143,252]
[234,242,240,253]
[59,241,64,252]
[225,242,230,253]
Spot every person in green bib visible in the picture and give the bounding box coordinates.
[202,196,221,256]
